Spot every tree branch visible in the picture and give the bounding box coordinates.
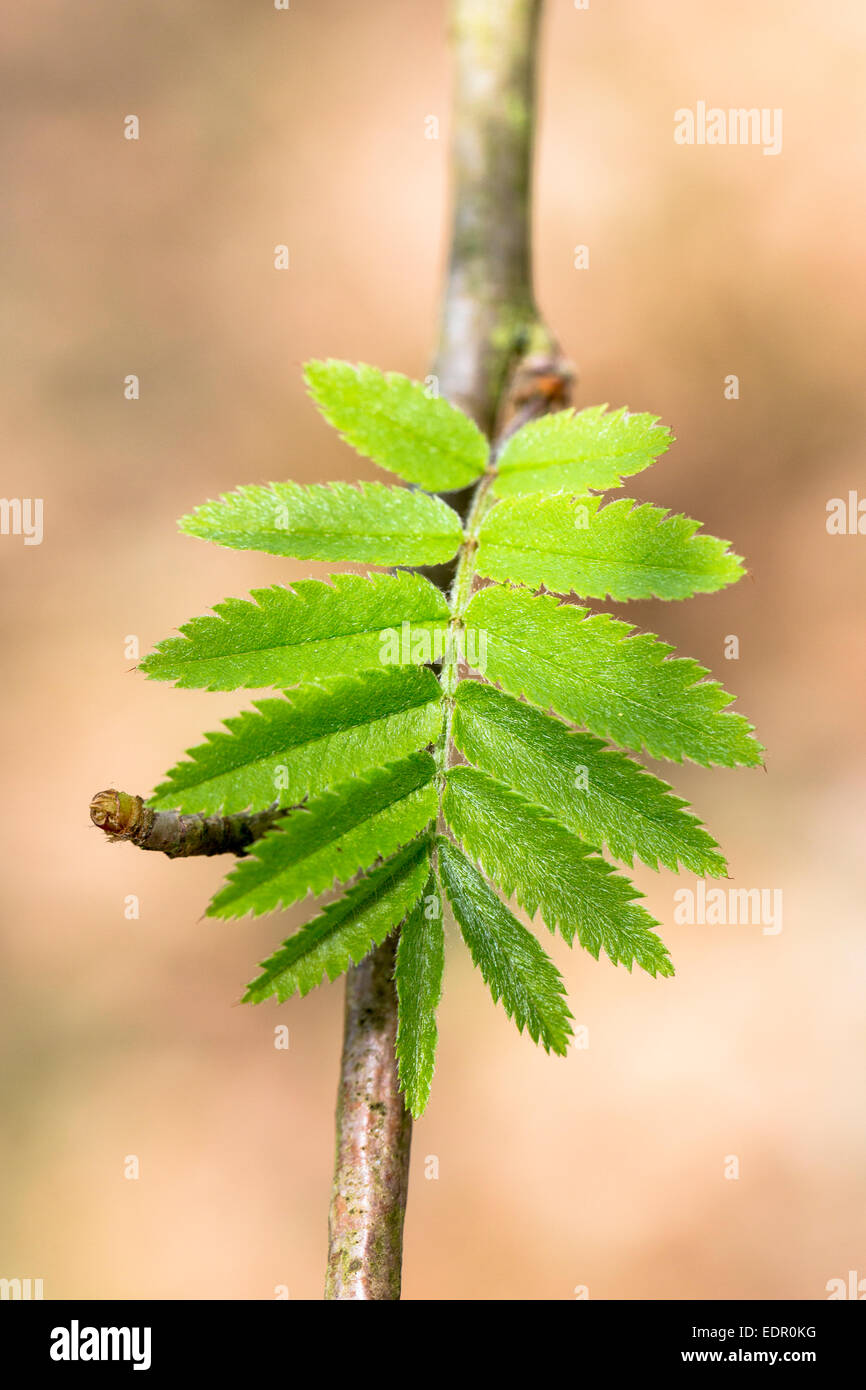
[324,0,573,1303]
[89,789,288,858]
[324,933,411,1300]
[434,0,571,436]
[88,0,574,1304]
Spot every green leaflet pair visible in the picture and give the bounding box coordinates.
[140,360,762,1117]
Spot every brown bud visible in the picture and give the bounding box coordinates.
[509,353,575,407]
[90,789,147,839]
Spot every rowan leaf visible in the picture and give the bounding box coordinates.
[208,753,437,919]
[130,354,766,1109]
[452,680,726,876]
[179,480,463,567]
[443,766,674,977]
[304,359,488,492]
[138,572,449,691]
[395,873,445,1118]
[493,405,672,499]
[476,494,745,600]
[437,838,572,1053]
[244,840,430,1003]
[150,666,443,815]
[464,585,762,767]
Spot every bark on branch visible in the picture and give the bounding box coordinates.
[90,789,287,858]
[88,0,574,1305]
[324,934,411,1300]
[324,0,573,1303]
[434,0,573,436]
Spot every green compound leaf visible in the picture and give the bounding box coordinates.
[208,753,437,920]
[395,873,445,1118]
[476,494,745,600]
[149,666,444,816]
[464,585,762,767]
[139,572,450,691]
[304,359,488,492]
[493,405,672,499]
[437,838,572,1054]
[452,680,726,876]
[244,840,431,1003]
[179,480,463,567]
[135,351,766,1106]
[443,767,674,977]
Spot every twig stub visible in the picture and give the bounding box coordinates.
[90,789,287,858]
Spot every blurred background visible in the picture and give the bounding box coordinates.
[1,0,864,1300]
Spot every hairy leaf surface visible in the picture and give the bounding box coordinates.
[180,481,463,567]
[476,494,744,600]
[208,754,437,919]
[395,873,445,1118]
[150,667,443,815]
[437,839,572,1053]
[305,360,488,492]
[464,585,762,767]
[244,841,430,1003]
[139,572,449,691]
[493,406,671,498]
[452,680,726,875]
[443,766,674,977]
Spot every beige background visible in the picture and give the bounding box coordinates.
[1,0,864,1299]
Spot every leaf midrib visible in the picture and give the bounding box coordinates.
[235,781,435,895]
[484,624,730,755]
[165,619,446,668]
[481,538,729,576]
[168,694,442,792]
[335,393,482,476]
[461,708,712,850]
